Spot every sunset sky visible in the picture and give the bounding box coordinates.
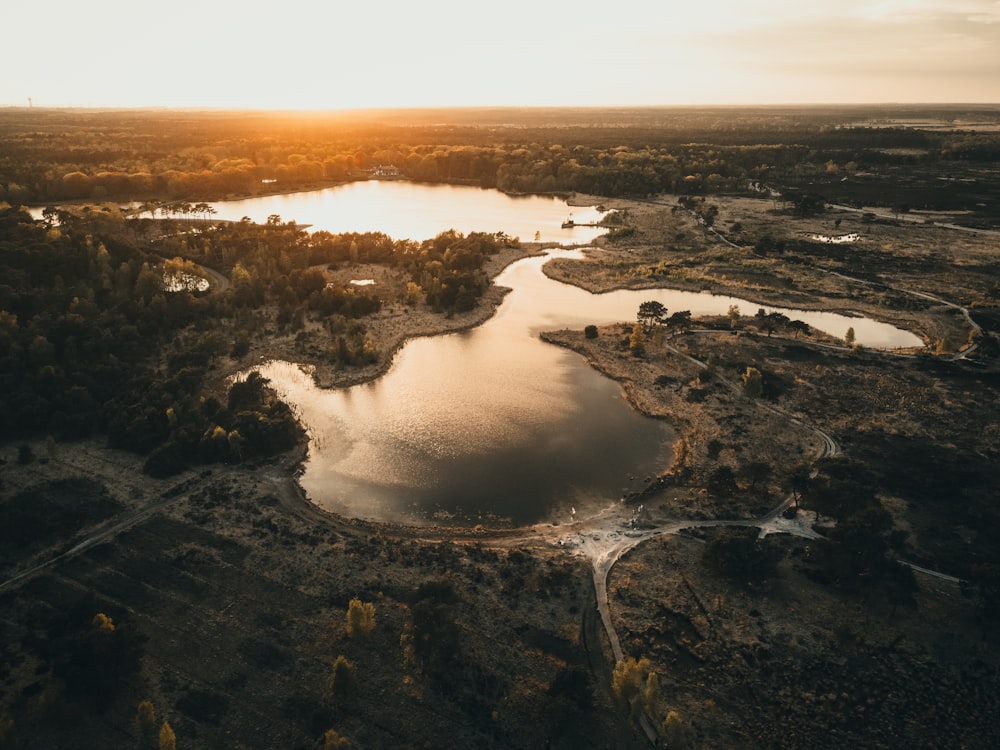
[5,0,998,109]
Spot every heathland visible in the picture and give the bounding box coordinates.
[0,105,998,749]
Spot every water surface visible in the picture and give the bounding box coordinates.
[210,180,606,244]
[259,249,920,526]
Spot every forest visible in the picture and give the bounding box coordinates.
[2,106,1000,224]
[0,200,509,476]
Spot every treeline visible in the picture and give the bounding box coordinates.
[12,137,994,203]
[2,107,999,205]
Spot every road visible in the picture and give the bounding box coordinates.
[195,263,230,292]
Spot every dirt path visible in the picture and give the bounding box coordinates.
[0,472,203,592]
[663,332,842,458]
[530,323,845,714]
[901,560,963,584]
[827,203,1000,237]
[821,268,982,359]
[560,495,824,668]
[195,262,230,292]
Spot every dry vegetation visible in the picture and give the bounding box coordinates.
[2,182,999,748]
[538,193,1000,746]
[0,444,638,749]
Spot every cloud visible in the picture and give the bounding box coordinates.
[850,0,1000,23]
[679,3,1000,98]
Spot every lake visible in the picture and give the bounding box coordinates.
[208,181,921,349]
[208,179,608,244]
[256,250,678,527]
[244,243,919,527]
[40,181,928,525]
[197,183,923,525]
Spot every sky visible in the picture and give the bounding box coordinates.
[5,0,998,109]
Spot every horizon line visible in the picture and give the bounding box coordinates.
[2,102,1000,113]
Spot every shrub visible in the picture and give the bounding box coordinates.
[662,710,693,748]
[742,367,763,398]
[345,599,376,638]
[16,444,34,465]
[329,656,357,702]
[159,721,176,750]
[135,700,156,738]
[322,729,352,749]
[706,466,738,497]
[703,527,782,585]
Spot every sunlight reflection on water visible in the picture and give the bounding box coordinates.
[209,180,607,244]
[257,248,920,526]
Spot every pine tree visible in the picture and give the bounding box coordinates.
[329,656,357,702]
[629,323,646,357]
[644,672,660,716]
[612,656,653,719]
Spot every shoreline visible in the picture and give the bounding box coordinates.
[539,194,986,350]
[212,187,983,533]
[233,244,547,392]
[224,190,957,527]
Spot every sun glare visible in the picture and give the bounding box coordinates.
[2,0,997,109]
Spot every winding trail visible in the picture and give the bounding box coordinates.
[543,490,824,745]
[195,263,230,293]
[648,193,987,361]
[0,472,207,592]
[821,269,982,360]
[566,464,830,672]
[549,248,979,744]
[524,323,843,720]
[826,203,1000,238]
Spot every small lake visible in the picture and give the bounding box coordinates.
[208,180,607,244]
[256,243,922,527]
